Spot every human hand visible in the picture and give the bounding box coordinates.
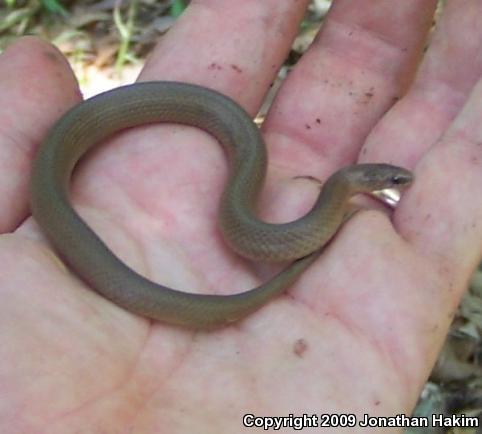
[1,1,481,432]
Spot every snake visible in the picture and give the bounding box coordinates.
[30,81,413,329]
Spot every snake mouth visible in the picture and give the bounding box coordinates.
[371,189,402,208]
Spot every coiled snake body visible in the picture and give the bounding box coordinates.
[30,82,413,328]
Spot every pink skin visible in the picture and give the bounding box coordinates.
[1,0,482,432]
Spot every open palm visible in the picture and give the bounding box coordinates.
[2,1,482,433]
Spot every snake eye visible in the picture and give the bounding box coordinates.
[391,173,412,185]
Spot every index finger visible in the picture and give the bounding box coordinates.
[139,1,310,114]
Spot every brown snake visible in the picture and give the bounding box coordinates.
[30,81,413,328]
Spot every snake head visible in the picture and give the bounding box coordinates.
[343,163,413,193]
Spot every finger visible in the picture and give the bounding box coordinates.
[398,76,482,286]
[0,37,80,232]
[255,0,436,224]
[362,0,482,167]
[262,0,437,176]
[140,0,310,114]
